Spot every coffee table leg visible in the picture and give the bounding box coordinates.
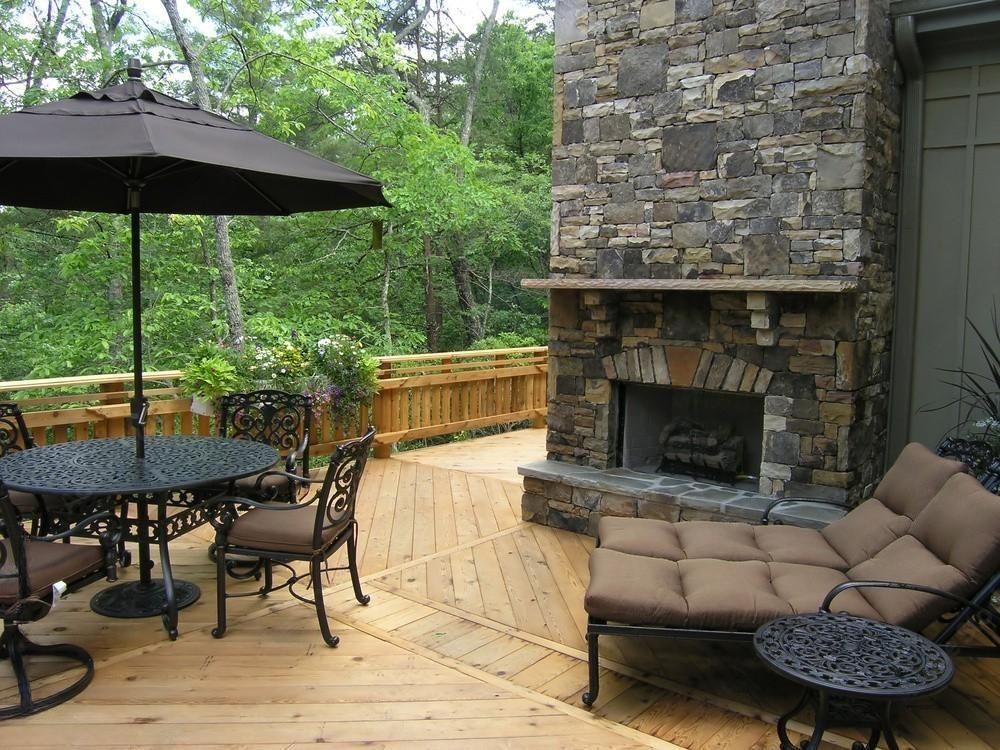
[776,689,809,749]
[803,691,830,750]
[881,703,900,750]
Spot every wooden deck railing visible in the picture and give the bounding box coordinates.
[0,346,548,460]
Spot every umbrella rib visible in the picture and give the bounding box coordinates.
[97,158,129,180]
[232,170,285,213]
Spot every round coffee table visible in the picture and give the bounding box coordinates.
[754,612,954,750]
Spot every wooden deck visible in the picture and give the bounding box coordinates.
[2,428,999,748]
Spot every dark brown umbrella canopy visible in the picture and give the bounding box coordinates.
[0,78,388,214]
[0,65,387,457]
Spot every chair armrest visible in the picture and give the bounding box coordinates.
[37,510,120,582]
[38,510,115,543]
[762,497,849,525]
[284,432,310,473]
[820,579,1000,627]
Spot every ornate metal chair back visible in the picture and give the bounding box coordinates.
[0,484,30,605]
[0,403,34,458]
[218,390,312,472]
[312,427,376,549]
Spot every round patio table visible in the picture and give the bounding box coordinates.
[754,612,954,750]
[0,436,278,639]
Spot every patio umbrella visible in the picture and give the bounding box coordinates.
[0,59,388,457]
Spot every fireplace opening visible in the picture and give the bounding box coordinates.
[619,384,764,486]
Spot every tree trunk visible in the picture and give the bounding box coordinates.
[423,235,439,352]
[24,0,72,99]
[161,0,245,349]
[460,0,500,147]
[374,221,392,351]
[214,217,245,346]
[450,249,484,345]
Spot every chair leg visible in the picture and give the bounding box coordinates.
[211,542,228,639]
[348,522,370,606]
[0,623,94,720]
[311,557,340,648]
[581,618,602,706]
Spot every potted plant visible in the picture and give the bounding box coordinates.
[306,335,380,423]
[181,353,242,416]
[240,337,311,393]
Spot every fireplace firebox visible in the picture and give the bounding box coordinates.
[620,384,764,485]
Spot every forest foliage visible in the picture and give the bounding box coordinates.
[0,0,553,381]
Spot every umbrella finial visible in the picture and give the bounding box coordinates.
[127,58,143,80]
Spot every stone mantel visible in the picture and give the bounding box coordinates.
[522,278,861,292]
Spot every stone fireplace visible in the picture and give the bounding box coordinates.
[519,0,901,534]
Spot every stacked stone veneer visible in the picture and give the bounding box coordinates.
[525,0,903,532]
[551,0,899,282]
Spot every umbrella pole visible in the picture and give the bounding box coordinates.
[129,203,148,458]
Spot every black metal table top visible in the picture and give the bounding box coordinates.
[0,436,278,495]
[754,612,954,700]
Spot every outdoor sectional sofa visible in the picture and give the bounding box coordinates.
[582,442,1000,705]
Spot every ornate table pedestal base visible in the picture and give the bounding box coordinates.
[91,580,201,618]
[775,690,899,750]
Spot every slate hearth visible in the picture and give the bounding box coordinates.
[519,460,846,535]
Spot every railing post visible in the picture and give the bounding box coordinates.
[373,359,393,458]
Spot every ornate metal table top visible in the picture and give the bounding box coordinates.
[0,436,278,495]
[754,612,954,700]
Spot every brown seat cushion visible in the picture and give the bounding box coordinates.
[227,503,346,556]
[8,489,40,515]
[598,517,848,569]
[585,548,879,630]
[0,539,104,605]
[233,469,300,500]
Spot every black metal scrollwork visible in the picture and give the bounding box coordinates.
[0,436,278,495]
[755,613,953,698]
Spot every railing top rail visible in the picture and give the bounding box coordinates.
[0,347,550,392]
[377,346,547,365]
[0,370,185,393]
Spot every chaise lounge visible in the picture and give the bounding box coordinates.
[582,443,1000,705]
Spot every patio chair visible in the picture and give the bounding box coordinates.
[0,482,119,719]
[581,444,1000,706]
[205,426,376,647]
[0,403,46,534]
[218,390,313,502]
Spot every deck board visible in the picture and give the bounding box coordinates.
[1,429,996,749]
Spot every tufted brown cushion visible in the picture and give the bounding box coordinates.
[873,442,967,518]
[598,444,964,569]
[820,443,967,567]
[910,472,1000,585]
[598,516,848,569]
[227,503,346,555]
[0,538,104,604]
[586,447,999,638]
[585,548,879,630]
